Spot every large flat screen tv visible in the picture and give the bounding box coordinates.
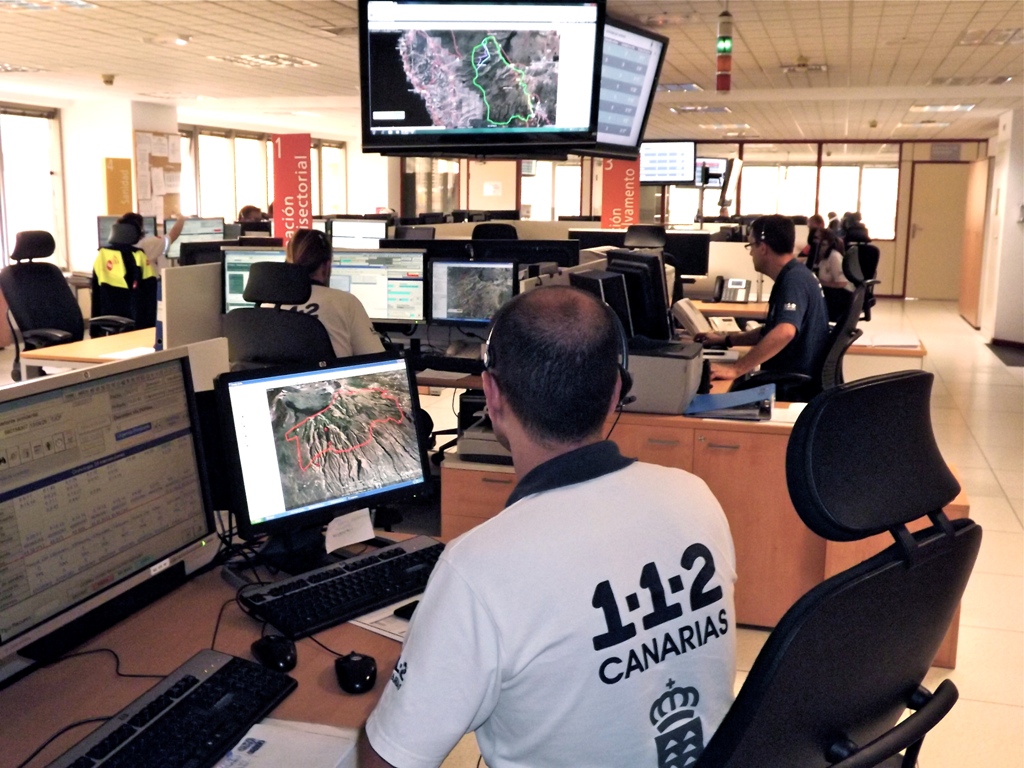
[573,16,667,159]
[639,140,696,185]
[360,1,605,155]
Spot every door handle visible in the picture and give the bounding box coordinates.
[481,476,513,485]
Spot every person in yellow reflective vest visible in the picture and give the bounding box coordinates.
[92,217,158,332]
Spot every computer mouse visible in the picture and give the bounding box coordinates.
[335,652,377,694]
[251,635,297,672]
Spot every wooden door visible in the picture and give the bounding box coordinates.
[905,163,970,299]
[958,158,989,328]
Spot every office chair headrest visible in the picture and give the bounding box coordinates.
[472,222,518,240]
[108,222,142,246]
[10,230,55,261]
[243,261,312,305]
[786,371,961,542]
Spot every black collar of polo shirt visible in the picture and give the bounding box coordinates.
[504,440,636,508]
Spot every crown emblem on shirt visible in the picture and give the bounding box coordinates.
[650,680,700,732]
[650,680,705,768]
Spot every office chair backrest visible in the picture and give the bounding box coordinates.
[472,222,518,240]
[846,242,880,321]
[10,229,56,262]
[394,225,435,240]
[623,224,667,248]
[696,371,981,768]
[1,230,84,342]
[223,261,334,369]
[820,283,864,390]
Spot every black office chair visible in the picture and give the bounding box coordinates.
[0,230,133,380]
[695,371,981,767]
[92,222,159,334]
[471,222,518,240]
[623,224,667,248]
[847,243,881,322]
[222,261,335,370]
[394,225,435,240]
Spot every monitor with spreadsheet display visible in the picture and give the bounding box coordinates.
[216,353,429,571]
[429,259,518,326]
[331,249,426,324]
[0,350,216,686]
[639,141,696,185]
[97,215,157,247]
[165,218,227,261]
[222,247,288,312]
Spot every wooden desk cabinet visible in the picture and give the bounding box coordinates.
[440,408,966,668]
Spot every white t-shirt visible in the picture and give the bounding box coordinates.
[280,284,384,358]
[366,446,737,768]
[138,235,169,275]
[816,248,853,291]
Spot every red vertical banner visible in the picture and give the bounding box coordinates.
[600,157,640,229]
[272,134,312,243]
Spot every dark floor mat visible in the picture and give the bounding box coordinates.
[987,344,1024,368]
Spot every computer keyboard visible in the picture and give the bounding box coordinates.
[407,353,484,376]
[47,650,296,768]
[240,535,445,639]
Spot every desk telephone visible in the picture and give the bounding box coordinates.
[672,299,743,336]
[713,275,752,303]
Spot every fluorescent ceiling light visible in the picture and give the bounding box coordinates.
[0,0,95,8]
[895,121,951,129]
[699,123,750,130]
[908,104,974,113]
[669,105,731,114]
[657,83,703,93]
[0,62,44,72]
[959,27,1023,45]
[208,54,319,69]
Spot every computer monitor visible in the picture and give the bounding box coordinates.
[639,141,696,185]
[178,239,239,267]
[470,239,580,268]
[379,238,473,264]
[311,219,329,234]
[568,228,626,251]
[328,217,388,250]
[240,220,273,236]
[223,247,287,312]
[569,269,634,337]
[331,248,426,324]
[663,232,712,277]
[97,215,157,247]
[0,349,216,685]
[429,259,518,326]
[165,218,227,261]
[695,157,728,188]
[606,248,671,340]
[216,353,430,573]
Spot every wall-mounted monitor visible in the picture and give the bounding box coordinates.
[575,17,667,159]
[165,218,227,261]
[639,141,696,185]
[328,217,388,249]
[360,1,605,155]
[331,248,427,324]
[695,157,728,188]
[0,350,215,686]
[430,259,518,325]
[223,247,287,313]
[97,215,157,247]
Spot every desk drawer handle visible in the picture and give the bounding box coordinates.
[646,438,680,447]
[706,443,740,450]
[481,477,513,485]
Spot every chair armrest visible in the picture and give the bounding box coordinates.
[22,328,74,348]
[88,315,135,335]
[731,370,814,403]
[829,680,958,768]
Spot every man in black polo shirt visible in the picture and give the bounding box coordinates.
[699,214,829,383]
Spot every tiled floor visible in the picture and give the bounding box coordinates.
[3,298,1019,766]
[420,299,1024,768]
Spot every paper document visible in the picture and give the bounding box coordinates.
[215,719,357,768]
[325,508,375,553]
[770,402,807,424]
[418,368,473,380]
[350,597,419,642]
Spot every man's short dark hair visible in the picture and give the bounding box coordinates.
[751,215,795,255]
[486,286,619,444]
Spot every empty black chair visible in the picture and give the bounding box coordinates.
[394,225,435,240]
[847,243,881,321]
[417,212,447,225]
[0,230,133,380]
[696,371,981,767]
[223,261,334,370]
[623,224,667,248]
[472,222,518,240]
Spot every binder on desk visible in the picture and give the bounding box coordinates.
[684,383,775,421]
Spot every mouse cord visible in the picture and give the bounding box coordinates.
[307,635,345,658]
[14,717,113,768]
[209,597,238,652]
[45,648,166,679]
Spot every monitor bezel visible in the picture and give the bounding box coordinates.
[215,352,431,542]
[428,257,520,326]
[359,0,606,154]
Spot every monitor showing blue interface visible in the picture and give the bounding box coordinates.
[165,218,227,261]
[331,249,426,324]
[223,247,287,312]
[328,218,388,250]
[0,350,215,685]
[430,259,517,325]
[97,215,157,247]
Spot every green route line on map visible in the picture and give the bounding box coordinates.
[470,35,534,126]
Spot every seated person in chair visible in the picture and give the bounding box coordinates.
[697,215,830,384]
[280,228,384,358]
[360,286,737,768]
[93,216,164,330]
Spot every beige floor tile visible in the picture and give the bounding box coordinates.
[984,444,1024,472]
[996,468,1024,501]
[956,465,1011,499]
[960,571,1024,633]
[955,385,1024,414]
[923,626,1023,707]
[972,531,1024,578]
[968,495,1024,533]
[941,443,998,470]
[918,699,1024,768]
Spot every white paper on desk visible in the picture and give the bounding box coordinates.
[325,508,374,552]
[770,402,807,424]
[151,166,166,196]
[215,719,357,768]
[350,597,419,642]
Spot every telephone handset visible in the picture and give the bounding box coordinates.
[713,275,752,303]
[671,299,712,336]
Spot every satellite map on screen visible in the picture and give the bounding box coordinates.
[268,372,422,511]
[397,29,560,128]
[444,266,515,321]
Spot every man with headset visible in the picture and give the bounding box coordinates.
[361,286,736,767]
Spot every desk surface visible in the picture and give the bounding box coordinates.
[20,328,157,365]
[692,300,770,320]
[1,567,395,768]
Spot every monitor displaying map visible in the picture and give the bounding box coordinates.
[360,1,605,154]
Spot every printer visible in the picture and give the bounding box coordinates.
[623,341,703,415]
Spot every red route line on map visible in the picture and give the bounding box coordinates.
[283,386,404,472]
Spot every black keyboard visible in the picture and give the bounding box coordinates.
[408,353,484,376]
[47,650,296,768]
[241,535,444,639]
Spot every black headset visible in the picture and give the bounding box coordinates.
[483,300,634,409]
